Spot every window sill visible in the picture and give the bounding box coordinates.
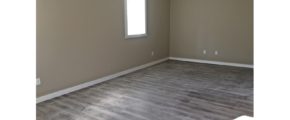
[125,34,147,39]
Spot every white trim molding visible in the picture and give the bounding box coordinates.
[169,57,253,68]
[37,57,169,103]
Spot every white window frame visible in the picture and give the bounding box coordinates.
[124,0,148,39]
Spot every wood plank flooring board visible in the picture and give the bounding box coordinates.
[37,60,253,120]
[86,86,228,120]
[98,79,248,118]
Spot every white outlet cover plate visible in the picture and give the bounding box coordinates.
[37,78,41,86]
[215,51,218,55]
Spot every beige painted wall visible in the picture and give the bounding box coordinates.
[170,0,253,64]
[37,0,170,96]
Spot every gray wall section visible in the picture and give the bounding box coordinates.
[37,0,170,96]
[170,0,253,64]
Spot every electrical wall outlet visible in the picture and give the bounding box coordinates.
[37,78,41,86]
[214,51,219,55]
[151,51,155,56]
[203,50,207,55]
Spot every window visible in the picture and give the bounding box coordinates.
[125,0,147,39]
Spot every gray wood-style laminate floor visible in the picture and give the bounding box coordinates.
[37,60,253,120]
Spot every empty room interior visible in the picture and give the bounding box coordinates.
[37,0,253,120]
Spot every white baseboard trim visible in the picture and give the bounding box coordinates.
[169,57,253,68]
[37,57,169,103]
